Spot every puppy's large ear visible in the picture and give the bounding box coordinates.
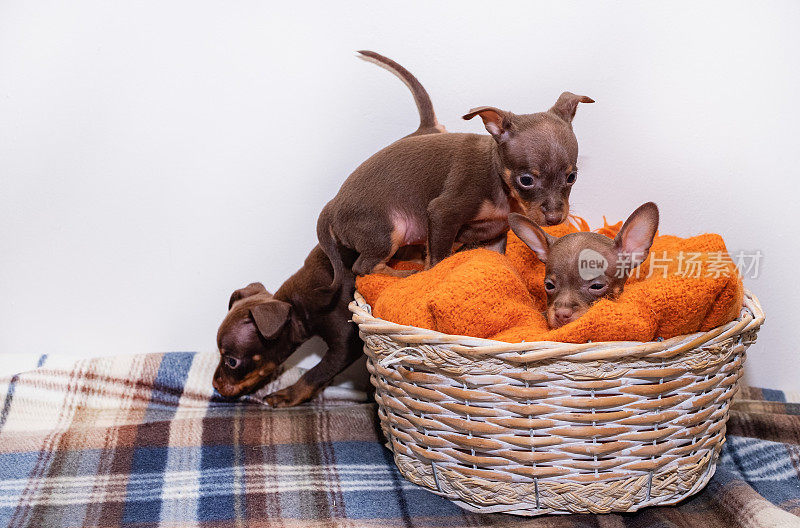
[249,300,291,340]
[228,282,269,310]
[614,202,659,269]
[549,92,594,123]
[509,213,555,263]
[463,106,513,141]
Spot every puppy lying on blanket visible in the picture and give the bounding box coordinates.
[214,246,362,407]
[356,213,743,343]
[508,202,659,328]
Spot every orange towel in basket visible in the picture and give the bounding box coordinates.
[355,216,744,343]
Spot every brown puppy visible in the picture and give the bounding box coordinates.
[318,50,593,290]
[213,245,361,407]
[509,202,659,328]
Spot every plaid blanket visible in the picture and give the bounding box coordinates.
[1,352,798,528]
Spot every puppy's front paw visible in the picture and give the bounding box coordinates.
[263,382,319,408]
[263,389,294,408]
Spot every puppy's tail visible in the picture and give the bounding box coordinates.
[357,50,445,136]
[316,205,347,294]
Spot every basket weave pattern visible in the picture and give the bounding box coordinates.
[350,290,764,516]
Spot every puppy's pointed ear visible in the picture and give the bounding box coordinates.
[549,92,594,123]
[615,202,659,269]
[463,106,513,141]
[249,300,291,340]
[509,213,555,263]
[228,282,269,310]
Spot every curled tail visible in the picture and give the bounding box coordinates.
[316,204,347,293]
[357,50,445,136]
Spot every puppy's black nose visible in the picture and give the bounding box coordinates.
[544,211,563,226]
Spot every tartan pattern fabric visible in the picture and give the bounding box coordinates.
[0,351,798,527]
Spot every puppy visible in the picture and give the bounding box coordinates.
[318,50,593,290]
[213,245,362,407]
[509,202,659,328]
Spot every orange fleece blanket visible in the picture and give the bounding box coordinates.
[355,217,744,343]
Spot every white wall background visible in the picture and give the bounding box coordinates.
[1,1,798,391]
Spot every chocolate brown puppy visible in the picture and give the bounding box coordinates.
[509,202,659,328]
[318,50,593,289]
[213,245,361,407]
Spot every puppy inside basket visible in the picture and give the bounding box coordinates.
[355,205,743,344]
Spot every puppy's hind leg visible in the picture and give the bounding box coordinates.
[348,214,421,278]
[351,226,417,278]
[352,248,416,278]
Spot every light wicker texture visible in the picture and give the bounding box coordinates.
[350,289,765,516]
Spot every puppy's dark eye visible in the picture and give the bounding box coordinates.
[224,356,242,369]
[589,283,606,291]
[518,175,534,187]
[544,280,556,292]
[566,171,577,184]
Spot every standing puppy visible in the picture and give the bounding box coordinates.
[318,50,593,289]
[213,246,361,407]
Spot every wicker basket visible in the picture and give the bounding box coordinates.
[349,289,765,516]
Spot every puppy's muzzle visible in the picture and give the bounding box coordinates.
[213,364,277,398]
[543,211,565,226]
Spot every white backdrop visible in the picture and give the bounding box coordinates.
[1,1,798,391]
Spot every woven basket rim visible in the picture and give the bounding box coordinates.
[349,288,764,363]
